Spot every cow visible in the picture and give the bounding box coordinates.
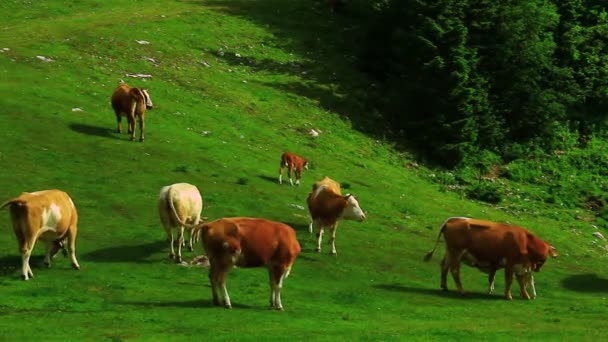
[1,190,80,280]
[424,217,558,300]
[278,152,308,186]
[158,183,203,263]
[111,83,153,142]
[307,176,366,255]
[194,217,301,310]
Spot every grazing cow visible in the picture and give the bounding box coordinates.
[158,183,203,263]
[1,190,80,280]
[195,217,301,310]
[424,217,558,300]
[307,176,366,255]
[278,152,308,186]
[111,83,153,142]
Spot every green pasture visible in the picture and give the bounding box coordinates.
[0,1,606,340]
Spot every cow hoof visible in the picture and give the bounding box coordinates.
[274,306,284,311]
[441,286,448,292]
[224,304,232,309]
[315,248,321,253]
[72,263,80,270]
[43,262,51,268]
[330,252,337,256]
[505,296,513,300]
[139,139,144,142]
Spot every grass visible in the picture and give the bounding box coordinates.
[0,0,607,340]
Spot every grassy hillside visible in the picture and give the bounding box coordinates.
[0,1,607,340]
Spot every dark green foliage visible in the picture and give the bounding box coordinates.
[465,181,502,204]
[358,0,608,167]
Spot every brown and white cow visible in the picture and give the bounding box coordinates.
[111,83,153,142]
[278,152,308,186]
[158,183,203,263]
[424,217,558,300]
[307,176,366,255]
[1,190,80,280]
[194,217,301,310]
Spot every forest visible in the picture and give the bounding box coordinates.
[356,0,608,168]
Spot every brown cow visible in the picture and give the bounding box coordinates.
[424,217,558,300]
[307,176,366,255]
[1,190,80,280]
[278,152,308,186]
[158,183,203,263]
[194,217,301,310]
[111,83,153,142]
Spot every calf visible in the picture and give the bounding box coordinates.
[307,176,366,255]
[446,252,537,298]
[111,83,153,142]
[424,217,558,300]
[158,183,203,263]
[1,190,80,280]
[195,217,301,310]
[278,152,308,186]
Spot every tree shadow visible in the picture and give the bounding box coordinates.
[80,240,166,263]
[561,273,608,293]
[182,0,380,136]
[373,283,501,301]
[69,123,116,139]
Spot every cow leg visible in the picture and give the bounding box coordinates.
[440,256,449,291]
[20,238,37,280]
[115,114,122,133]
[167,229,176,260]
[137,114,144,142]
[43,240,54,267]
[127,115,135,141]
[528,274,536,299]
[314,226,324,253]
[488,269,497,294]
[328,225,338,256]
[447,250,464,294]
[295,170,301,186]
[287,167,294,186]
[278,166,284,184]
[186,228,194,252]
[208,264,221,306]
[218,270,232,309]
[504,265,515,300]
[269,265,286,310]
[175,226,185,263]
[65,228,80,270]
[514,265,532,300]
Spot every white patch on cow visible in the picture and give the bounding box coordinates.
[311,184,326,199]
[39,203,62,240]
[341,195,366,221]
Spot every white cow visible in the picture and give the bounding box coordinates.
[158,183,203,263]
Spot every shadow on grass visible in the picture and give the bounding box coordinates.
[258,174,279,184]
[81,240,165,263]
[561,273,608,293]
[0,255,20,278]
[373,283,500,301]
[69,123,116,139]
[119,299,253,309]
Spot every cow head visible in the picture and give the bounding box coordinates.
[341,194,366,222]
[142,89,153,110]
[527,234,558,272]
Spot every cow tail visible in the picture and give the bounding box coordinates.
[423,220,447,262]
[0,198,23,210]
[167,195,188,228]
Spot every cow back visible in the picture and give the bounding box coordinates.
[2,190,77,239]
[201,217,300,268]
